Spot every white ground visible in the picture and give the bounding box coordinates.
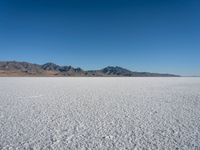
[0,77,200,150]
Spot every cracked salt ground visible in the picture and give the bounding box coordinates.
[0,77,200,149]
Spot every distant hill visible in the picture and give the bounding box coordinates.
[0,61,180,77]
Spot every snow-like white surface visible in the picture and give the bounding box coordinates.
[0,77,200,150]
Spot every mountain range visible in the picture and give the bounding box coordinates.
[0,61,179,77]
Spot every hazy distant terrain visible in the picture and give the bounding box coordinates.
[0,61,179,77]
[0,77,199,149]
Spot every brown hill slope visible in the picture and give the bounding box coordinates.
[0,61,179,77]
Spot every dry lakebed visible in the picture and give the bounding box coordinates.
[0,77,200,149]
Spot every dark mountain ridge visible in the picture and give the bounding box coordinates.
[0,61,180,77]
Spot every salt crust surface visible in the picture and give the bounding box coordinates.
[0,77,200,149]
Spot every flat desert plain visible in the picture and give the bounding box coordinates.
[0,77,200,150]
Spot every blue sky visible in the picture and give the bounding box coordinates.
[0,0,199,76]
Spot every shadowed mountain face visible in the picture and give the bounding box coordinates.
[102,66,133,76]
[0,61,179,77]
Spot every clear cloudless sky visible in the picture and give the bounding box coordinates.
[0,0,199,76]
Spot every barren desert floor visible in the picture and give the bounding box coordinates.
[0,77,200,149]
